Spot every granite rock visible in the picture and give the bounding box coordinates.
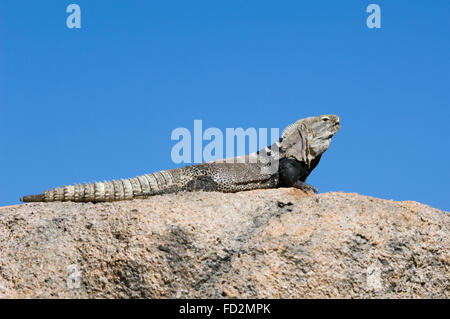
[0,189,448,298]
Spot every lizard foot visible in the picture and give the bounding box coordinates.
[293,181,318,194]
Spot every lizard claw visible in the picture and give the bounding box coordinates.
[308,185,319,194]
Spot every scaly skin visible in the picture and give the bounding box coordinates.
[20,115,340,202]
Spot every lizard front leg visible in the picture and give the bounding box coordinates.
[279,158,318,193]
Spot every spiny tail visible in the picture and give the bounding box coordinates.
[20,171,175,203]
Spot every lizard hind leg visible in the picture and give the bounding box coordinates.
[184,175,220,192]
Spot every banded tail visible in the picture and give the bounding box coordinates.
[20,171,175,203]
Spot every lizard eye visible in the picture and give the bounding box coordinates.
[321,117,329,122]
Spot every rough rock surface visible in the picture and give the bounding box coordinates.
[0,189,448,298]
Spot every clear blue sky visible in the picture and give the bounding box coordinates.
[0,1,449,210]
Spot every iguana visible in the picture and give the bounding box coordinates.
[20,115,340,202]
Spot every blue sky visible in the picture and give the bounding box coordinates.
[0,1,449,210]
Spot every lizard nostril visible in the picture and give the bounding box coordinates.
[334,122,340,130]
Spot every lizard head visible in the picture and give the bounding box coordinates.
[280,114,340,165]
